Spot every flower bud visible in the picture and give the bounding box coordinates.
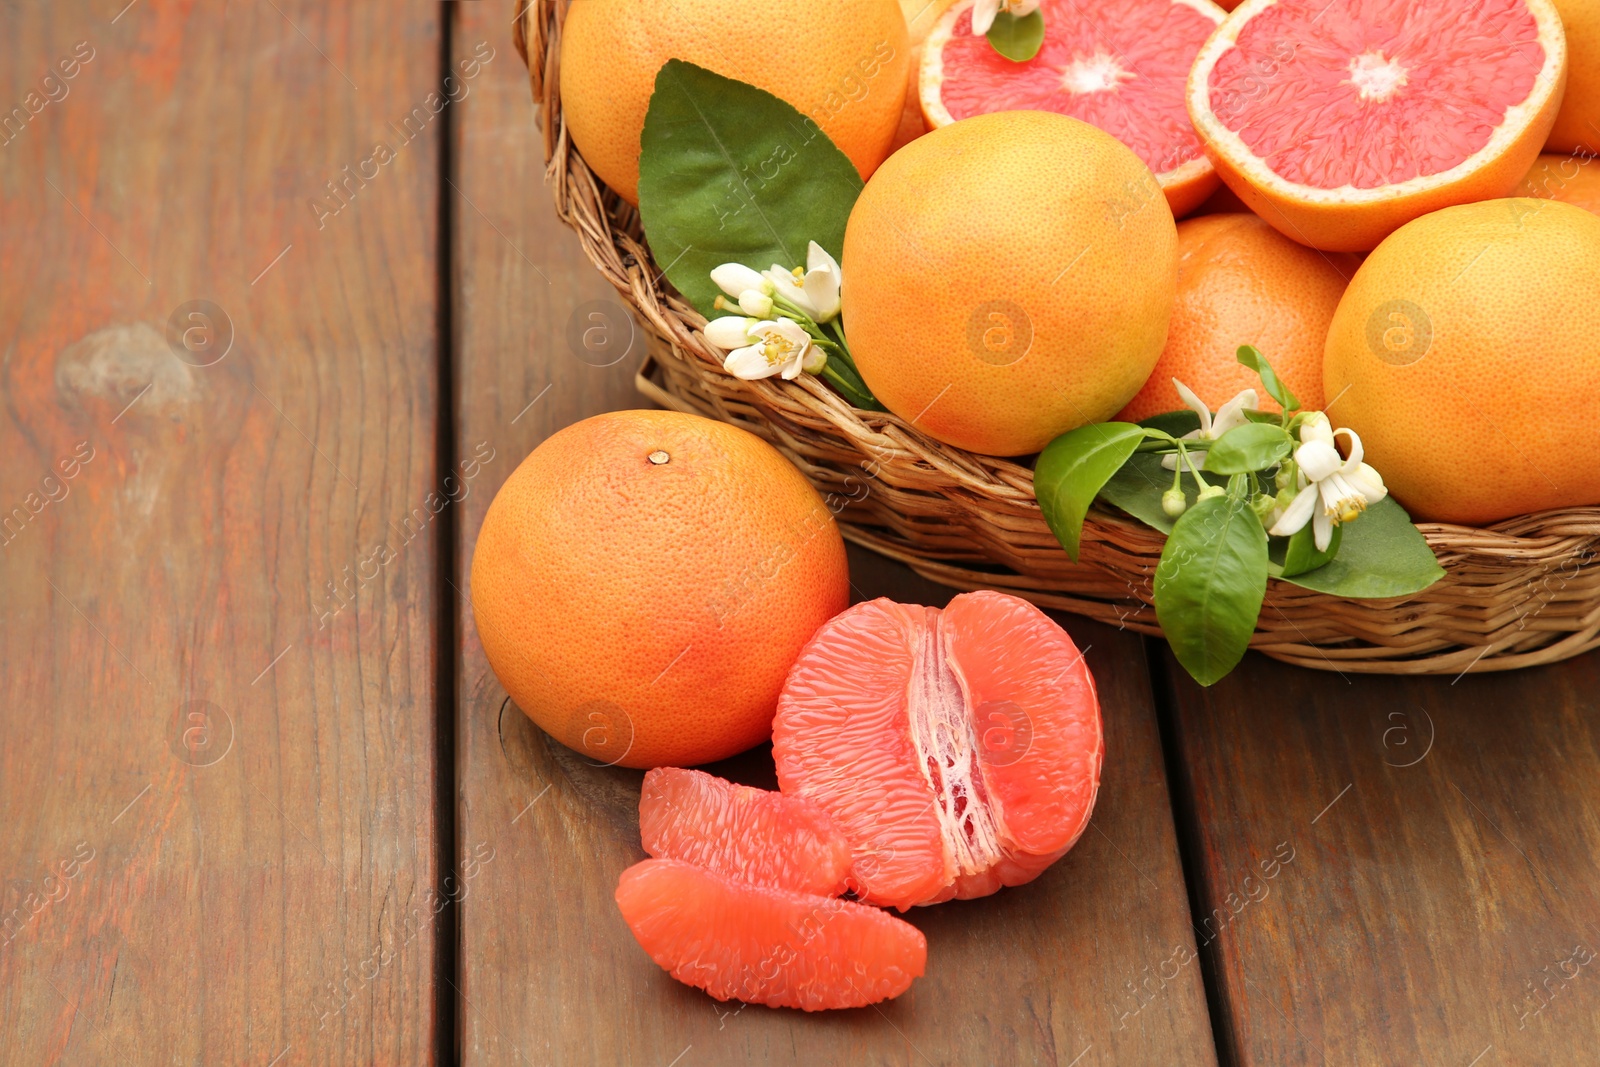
[703,315,755,350]
[1161,488,1187,518]
[737,289,774,317]
[1196,484,1226,502]
[710,263,768,300]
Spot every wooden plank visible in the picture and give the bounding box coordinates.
[0,3,444,1062]
[449,7,1217,1062]
[1162,648,1600,1064]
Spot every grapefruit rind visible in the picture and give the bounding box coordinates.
[1186,0,1569,250]
[614,858,927,1011]
[920,0,1225,217]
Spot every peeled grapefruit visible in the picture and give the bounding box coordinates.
[920,0,1226,217]
[559,0,911,205]
[639,767,852,896]
[773,592,1103,911]
[1323,198,1600,524]
[841,111,1178,456]
[470,410,849,769]
[1117,213,1359,421]
[1188,0,1570,251]
[1517,152,1600,214]
[1546,0,1600,153]
[615,859,927,1010]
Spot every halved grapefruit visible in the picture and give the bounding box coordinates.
[1187,0,1569,251]
[615,858,927,1010]
[920,0,1227,217]
[638,767,852,896]
[773,591,1103,912]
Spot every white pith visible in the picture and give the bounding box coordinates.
[1061,51,1135,94]
[920,0,1225,185]
[1347,51,1408,101]
[1186,0,1569,204]
[907,616,1004,878]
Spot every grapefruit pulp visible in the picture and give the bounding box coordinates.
[639,767,852,896]
[615,858,927,1011]
[1187,0,1569,251]
[920,0,1226,217]
[773,591,1103,911]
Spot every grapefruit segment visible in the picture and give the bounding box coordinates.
[615,859,928,1011]
[942,592,1102,859]
[770,600,952,909]
[774,592,1104,911]
[1188,0,1569,250]
[638,767,852,896]
[921,0,1226,217]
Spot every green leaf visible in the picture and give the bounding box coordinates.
[637,60,863,319]
[1277,496,1445,598]
[1099,451,1224,534]
[1154,494,1269,686]
[987,10,1045,61]
[1203,422,1291,474]
[1035,423,1146,562]
[1236,345,1299,413]
[1273,520,1342,577]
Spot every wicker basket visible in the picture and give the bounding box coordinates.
[514,0,1600,675]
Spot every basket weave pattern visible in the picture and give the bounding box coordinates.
[515,0,1600,675]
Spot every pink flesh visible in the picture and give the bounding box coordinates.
[936,0,1217,176]
[773,593,1102,910]
[1208,0,1545,188]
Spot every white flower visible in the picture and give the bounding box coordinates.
[1161,379,1259,470]
[763,241,842,323]
[720,317,825,381]
[971,0,1041,36]
[1268,413,1389,551]
[710,263,770,300]
[704,315,756,350]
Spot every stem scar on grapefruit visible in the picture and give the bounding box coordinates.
[615,859,928,1011]
[639,767,852,897]
[921,0,1227,218]
[470,410,848,770]
[1187,0,1570,251]
[772,591,1103,912]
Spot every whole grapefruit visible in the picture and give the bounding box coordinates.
[1323,199,1600,524]
[470,410,849,768]
[841,111,1178,456]
[1547,0,1600,153]
[1117,213,1359,422]
[1517,152,1600,214]
[559,0,911,205]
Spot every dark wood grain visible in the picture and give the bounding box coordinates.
[0,3,444,1062]
[448,6,1217,1062]
[1162,646,1600,1064]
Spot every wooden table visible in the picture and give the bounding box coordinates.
[3,4,1597,1064]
